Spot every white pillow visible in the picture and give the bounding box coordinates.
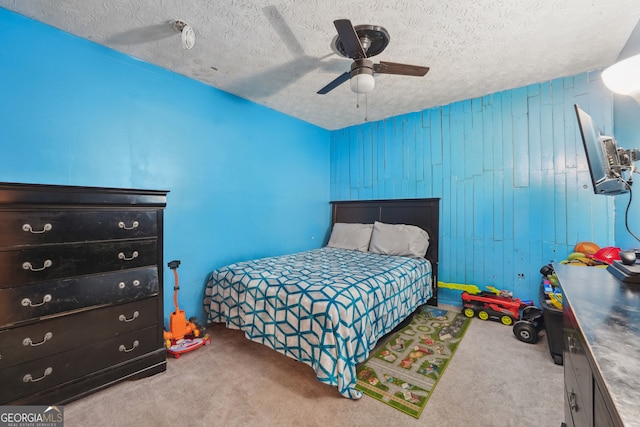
[368,221,430,258]
[326,223,373,252]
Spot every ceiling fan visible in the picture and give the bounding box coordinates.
[317,19,430,95]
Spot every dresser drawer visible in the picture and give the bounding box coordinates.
[0,240,157,287]
[0,267,158,326]
[564,328,591,401]
[564,342,590,427]
[0,210,158,248]
[0,297,159,369]
[0,326,160,404]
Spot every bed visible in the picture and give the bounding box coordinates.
[203,198,440,399]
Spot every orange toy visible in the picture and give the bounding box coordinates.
[163,260,210,356]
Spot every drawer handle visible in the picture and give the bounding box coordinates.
[23,367,53,383]
[119,340,140,353]
[118,220,139,230]
[118,279,141,289]
[118,251,139,261]
[23,332,53,347]
[22,259,53,272]
[22,294,52,307]
[568,390,579,412]
[22,223,53,234]
[119,311,140,323]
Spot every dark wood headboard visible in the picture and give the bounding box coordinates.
[330,198,440,306]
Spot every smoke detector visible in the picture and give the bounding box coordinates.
[171,19,195,50]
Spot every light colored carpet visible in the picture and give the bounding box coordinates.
[64,307,564,427]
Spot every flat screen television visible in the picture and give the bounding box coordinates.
[574,104,629,195]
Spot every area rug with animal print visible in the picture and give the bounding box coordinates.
[356,306,471,418]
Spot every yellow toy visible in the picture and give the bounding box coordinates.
[548,292,563,310]
[437,281,481,294]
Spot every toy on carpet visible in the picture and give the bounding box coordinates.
[164,260,211,358]
[460,286,533,326]
[439,281,544,344]
[540,264,565,310]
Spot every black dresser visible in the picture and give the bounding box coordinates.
[0,182,168,405]
[555,263,640,427]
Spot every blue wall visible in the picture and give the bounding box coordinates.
[330,74,616,306]
[612,20,640,250]
[0,9,331,322]
[613,96,640,250]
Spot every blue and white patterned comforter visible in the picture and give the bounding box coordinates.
[203,247,432,399]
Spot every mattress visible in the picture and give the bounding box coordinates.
[203,246,433,398]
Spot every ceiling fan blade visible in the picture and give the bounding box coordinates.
[317,71,351,94]
[373,61,430,76]
[333,19,366,59]
[263,5,305,57]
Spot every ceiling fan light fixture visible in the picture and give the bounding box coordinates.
[350,72,375,93]
[350,59,375,93]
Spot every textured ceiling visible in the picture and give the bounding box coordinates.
[2,1,640,130]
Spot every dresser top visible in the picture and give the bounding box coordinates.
[0,182,168,207]
[555,263,640,427]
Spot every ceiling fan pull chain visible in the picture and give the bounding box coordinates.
[365,93,368,121]
[355,92,369,122]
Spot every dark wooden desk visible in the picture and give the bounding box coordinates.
[555,263,640,427]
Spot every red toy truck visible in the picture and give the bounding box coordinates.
[461,289,532,326]
[461,289,544,344]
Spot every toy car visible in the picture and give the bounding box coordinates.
[461,288,544,344]
[461,289,533,326]
[512,306,544,344]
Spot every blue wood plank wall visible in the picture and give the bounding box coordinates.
[611,22,640,250]
[330,72,616,306]
[613,96,640,249]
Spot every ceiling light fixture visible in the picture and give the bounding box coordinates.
[602,53,640,104]
[171,19,195,50]
[349,59,375,93]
